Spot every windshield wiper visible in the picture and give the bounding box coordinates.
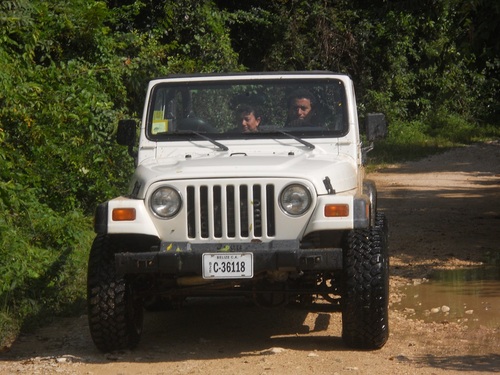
[159,130,229,151]
[278,131,315,150]
[185,131,229,151]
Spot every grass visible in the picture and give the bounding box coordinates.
[366,117,500,168]
[0,213,94,349]
[0,241,92,348]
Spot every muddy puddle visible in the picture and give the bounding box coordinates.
[395,266,500,329]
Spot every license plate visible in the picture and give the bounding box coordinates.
[202,252,253,279]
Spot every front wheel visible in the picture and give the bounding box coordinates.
[341,212,389,349]
[87,234,143,352]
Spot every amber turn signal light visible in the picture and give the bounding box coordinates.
[324,204,349,217]
[112,208,136,221]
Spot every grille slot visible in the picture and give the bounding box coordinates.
[187,183,275,240]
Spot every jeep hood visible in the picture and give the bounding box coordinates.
[129,153,358,197]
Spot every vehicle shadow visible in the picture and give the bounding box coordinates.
[1,297,348,364]
[136,298,347,360]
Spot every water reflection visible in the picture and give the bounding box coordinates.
[396,267,500,329]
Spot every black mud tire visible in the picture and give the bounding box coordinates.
[342,212,389,349]
[87,234,143,352]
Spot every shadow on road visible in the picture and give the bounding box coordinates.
[373,144,500,273]
[413,354,500,373]
[2,297,350,364]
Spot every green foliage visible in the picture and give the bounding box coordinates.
[162,0,242,73]
[367,119,440,165]
[368,113,500,166]
[0,0,242,346]
[234,1,358,73]
[220,0,499,129]
[426,110,477,144]
[0,179,93,346]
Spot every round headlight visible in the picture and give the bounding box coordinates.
[280,184,312,216]
[150,187,182,218]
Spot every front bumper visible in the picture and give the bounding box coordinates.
[115,240,343,276]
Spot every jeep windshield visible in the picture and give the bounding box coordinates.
[146,77,348,141]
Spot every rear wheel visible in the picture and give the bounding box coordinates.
[341,212,389,349]
[87,234,143,352]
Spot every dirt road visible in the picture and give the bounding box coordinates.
[1,141,499,374]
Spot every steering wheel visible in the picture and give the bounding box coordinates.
[177,118,216,133]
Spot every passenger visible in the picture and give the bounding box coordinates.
[285,89,318,127]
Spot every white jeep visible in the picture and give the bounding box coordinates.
[87,71,389,352]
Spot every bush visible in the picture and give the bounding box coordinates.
[426,109,479,144]
[0,0,243,347]
[0,180,93,347]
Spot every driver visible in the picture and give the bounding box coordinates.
[236,104,261,133]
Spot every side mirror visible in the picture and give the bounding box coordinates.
[365,113,387,142]
[116,119,138,160]
[116,119,137,146]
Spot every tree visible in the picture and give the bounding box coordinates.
[219,0,498,126]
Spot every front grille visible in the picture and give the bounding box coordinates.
[186,183,276,240]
